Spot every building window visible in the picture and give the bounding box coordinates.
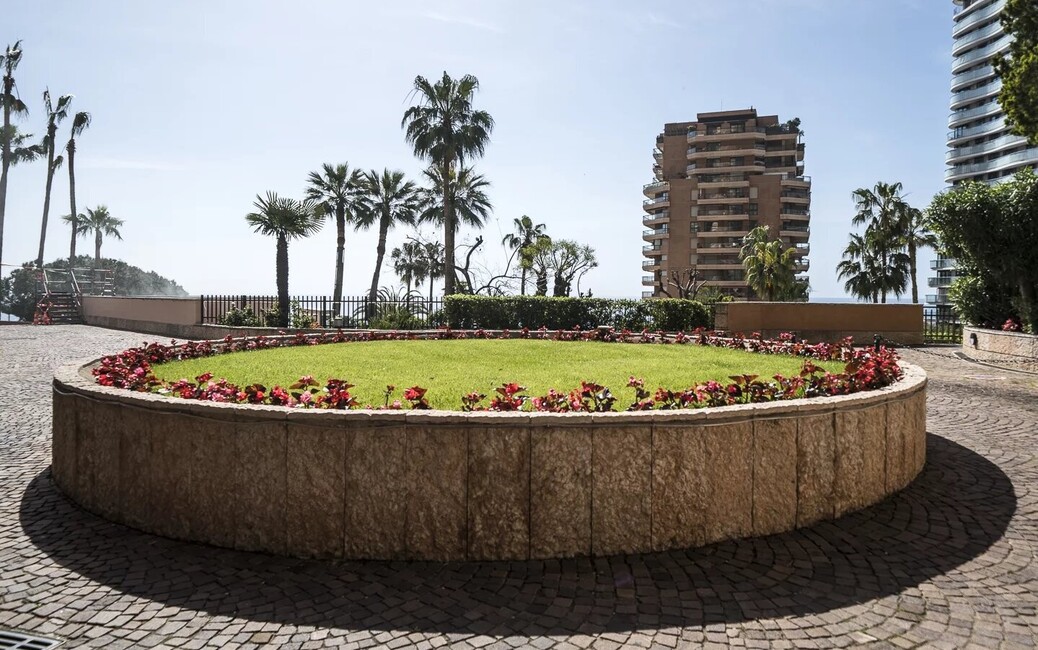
[748,203,758,215]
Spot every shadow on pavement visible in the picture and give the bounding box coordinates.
[20,433,1015,635]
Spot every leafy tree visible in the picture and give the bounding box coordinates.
[36,89,73,268]
[739,225,798,301]
[850,181,911,303]
[900,207,938,305]
[502,215,549,296]
[65,110,91,264]
[0,40,29,280]
[67,205,123,266]
[355,169,422,303]
[927,168,1038,331]
[245,192,323,328]
[402,72,494,295]
[994,0,1038,145]
[527,238,597,297]
[418,164,492,238]
[305,163,362,317]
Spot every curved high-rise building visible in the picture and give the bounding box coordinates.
[930,0,1038,309]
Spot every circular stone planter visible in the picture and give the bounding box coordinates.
[52,359,927,562]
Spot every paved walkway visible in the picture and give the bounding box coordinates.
[1,326,1036,649]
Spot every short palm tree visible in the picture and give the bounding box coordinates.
[418,165,492,237]
[304,163,362,317]
[355,169,422,303]
[391,240,427,295]
[502,215,549,295]
[851,181,910,303]
[421,241,445,305]
[740,225,797,301]
[402,72,494,295]
[837,232,882,303]
[245,192,323,328]
[35,89,73,268]
[65,110,91,265]
[900,207,939,304]
[0,40,30,276]
[71,205,123,267]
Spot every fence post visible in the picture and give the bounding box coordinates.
[200,295,206,323]
[322,296,327,328]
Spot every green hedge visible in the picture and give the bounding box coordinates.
[443,296,711,331]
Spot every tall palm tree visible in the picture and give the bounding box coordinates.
[502,215,549,295]
[0,41,29,276]
[900,207,939,304]
[72,205,123,266]
[851,181,910,303]
[739,225,797,301]
[65,110,91,265]
[304,163,361,317]
[355,169,422,303]
[35,89,73,268]
[836,232,882,303]
[402,72,494,295]
[245,192,322,328]
[418,165,492,233]
[391,240,427,295]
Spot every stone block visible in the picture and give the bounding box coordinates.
[701,421,753,543]
[796,413,835,528]
[592,425,652,555]
[189,419,238,548]
[235,421,287,554]
[118,408,151,530]
[861,404,888,506]
[530,426,592,558]
[468,426,530,561]
[911,391,928,478]
[885,398,908,493]
[286,424,346,559]
[51,390,78,497]
[651,424,707,551]
[149,413,195,540]
[78,399,122,520]
[406,427,467,561]
[752,417,797,536]
[834,409,866,517]
[344,425,407,559]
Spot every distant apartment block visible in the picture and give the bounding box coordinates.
[641,108,810,300]
[931,0,1038,310]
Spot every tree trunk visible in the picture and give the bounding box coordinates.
[520,265,527,296]
[442,160,455,295]
[368,211,389,303]
[908,240,918,304]
[0,74,11,278]
[36,132,57,268]
[277,234,289,328]
[1018,278,1037,333]
[67,141,77,265]
[880,250,888,303]
[94,230,101,267]
[332,205,345,317]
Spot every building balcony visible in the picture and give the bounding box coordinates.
[642,275,656,286]
[780,209,810,219]
[928,276,956,288]
[952,19,1005,57]
[643,228,669,240]
[642,260,660,271]
[652,148,662,162]
[953,0,1006,38]
[687,145,764,160]
[946,147,1038,183]
[946,132,1029,163]
[952,33,1012,75]
[947,116,1007,144]
[950,78,1002,110]
[951,64,996,92]
[780,227,810,238]
[698,208,748,217]
[642,212,669,225]
[692,128,767,143]
[779,174,812,186]
[948,99,1002,129]
[642,180,669,197]
[700,280,748,288]
[698,194,749,205]
[642,196,671,209]
[695,177,750,188]
[930,258,957,270]
[643,245,664,255]
[780,194,810,204]
[642,291,654,299]
[699,229,750,238]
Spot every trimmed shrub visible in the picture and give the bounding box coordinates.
[443,296,709,331]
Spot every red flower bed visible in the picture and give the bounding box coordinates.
[91,328,903,412]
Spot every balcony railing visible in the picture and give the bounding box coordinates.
[780,208,810,216]
[643,228,669,237]
[642,260,659,270]
[643,195,670,207]
[947,132,1030,163]
[928,276,955,288]
[947,147,1038,181]
[930,258,957,270]
[953,0,1006,38]
[643,245,663,254]
[952,33,1012,74]
[950,78,1002,109]
[952,19,1005,56]
[951,64,996,92]
[643,180,669,193]
[642,212,669,224]
[948,116,1006,142]
[948,99,1002,129]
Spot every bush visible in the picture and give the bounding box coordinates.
[443,296,709,331]
[218,306,263,327]
[948,274,1018,329]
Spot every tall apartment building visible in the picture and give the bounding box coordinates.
[641,109,810,300]
[930,0,1038,310]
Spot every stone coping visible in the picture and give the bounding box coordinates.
[52,357,927,562]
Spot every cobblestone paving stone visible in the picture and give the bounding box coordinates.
[1,327,1037,649]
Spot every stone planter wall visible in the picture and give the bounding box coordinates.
[52,361,927,561]
[963,326,1038,360]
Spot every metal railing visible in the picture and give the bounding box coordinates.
[923,311,963,344]
[201,294,446,328]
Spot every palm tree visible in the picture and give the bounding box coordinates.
[0,41,30,276]
[502,215,549,295]
[245,192,323,328]
[391,240,427,295]
[72,205,123,266]
[851,181,910,303]
[836,232,882,303]
[355,169,422,303]
[421,241,445,305]
[65,111,91,265]
[900,207,939,304]
[304,163,362,317]
[35,89,73,268]
[418,165,492,234]
[739,225,797,301]
[402,72,494,295]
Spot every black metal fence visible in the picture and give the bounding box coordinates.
[200,295,445,329]
[923,310,962,344]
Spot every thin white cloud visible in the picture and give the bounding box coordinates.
[78,157,184,171]
[420,11,503,33]
[645,13,681,29]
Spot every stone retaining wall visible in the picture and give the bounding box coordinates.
[963,326,1038,360]
[52,361,927,561]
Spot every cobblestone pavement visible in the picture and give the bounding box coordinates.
[1,326,1037,649]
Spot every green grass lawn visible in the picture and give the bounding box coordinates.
[152,339,845,409]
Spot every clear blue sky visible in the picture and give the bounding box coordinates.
[1,0,951,300]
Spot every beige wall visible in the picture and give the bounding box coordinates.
[53,358,927,562]
[963,326,1038,359]
[715,302,924,345]
[82,296,200,326]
